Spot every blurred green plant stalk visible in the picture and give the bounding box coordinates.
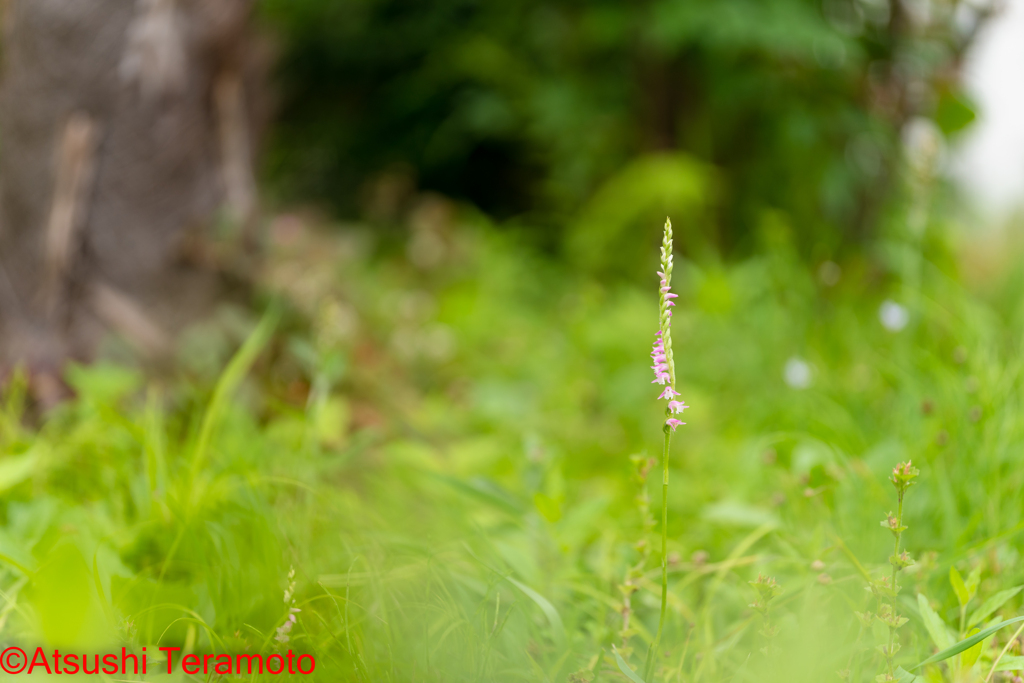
[878,461,918,681]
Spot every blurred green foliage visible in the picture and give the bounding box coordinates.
[0,3,1005,675]
[260,0,981,255]
[4,207,1024,680]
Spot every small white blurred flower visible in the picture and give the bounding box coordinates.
[879,300,909,332]
[784,357,812,389]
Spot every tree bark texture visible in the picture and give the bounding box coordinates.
[0,0,261,384]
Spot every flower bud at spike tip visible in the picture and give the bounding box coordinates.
[890,460,920,489]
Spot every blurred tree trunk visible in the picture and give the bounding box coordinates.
[0,0,263,399]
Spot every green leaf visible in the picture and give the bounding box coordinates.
[935,88,977,136]
[505,576,565,643]
[911,616,1024,671]
[533,492,562,522]
[965,566,982,602]
[546,647,573,682]
[0,450,36,493]
[568,153,713,272]
[65,362,142,404]
[0,552,32,576]
[993,655,1024,672]
[894,667,919,682]
[960,627,984,669]
[612,646,647,683]
[917,593,953,650]
[950,566,969,608]
[189,305,280,481]
[968,586,1023,629]
[432,473,527,516]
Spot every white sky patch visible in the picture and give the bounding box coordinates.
[951,0,1024,217]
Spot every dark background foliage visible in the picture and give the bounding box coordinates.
[260,0,982,256]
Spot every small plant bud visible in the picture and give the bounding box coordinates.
[749,573,783,647]
[875,605,908,629]
[749,574,782,600]
[855,611,873,627]
[890,460,920,489]
[870,575,898,599]
[889,550,914,570]
[880,512,905,535]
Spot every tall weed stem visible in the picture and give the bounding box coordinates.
[877,461,918,680]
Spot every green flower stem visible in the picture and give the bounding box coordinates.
[887,488,905,678]
[644,426,672,682]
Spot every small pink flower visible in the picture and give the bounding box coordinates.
[660,286,671,293]
[652,353,666,363]
[652,373,670,385]
[658,387,680,400]
[666,418,685,431]
[664,293,678,299]
[668,400,688,414]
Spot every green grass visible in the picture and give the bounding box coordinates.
[2,218,1024,682]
